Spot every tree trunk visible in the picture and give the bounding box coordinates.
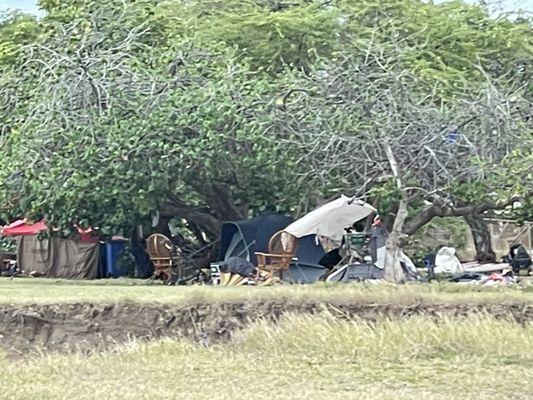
[383,142,407,282]
[160,201,221,241]
[153,214,172,238]
[383,203,398,233]
[188,182,245,222]
[464,215,496,263]
[162,183,246,244]
[384,197,408,282]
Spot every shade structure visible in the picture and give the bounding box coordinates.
[284,195,376,241]
[2,220,101,279]
[1,220,98,243]
[1,220,47,236]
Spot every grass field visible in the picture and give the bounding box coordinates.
[0,276,532,305]
[1,313,532,400]
[0,278,532,399]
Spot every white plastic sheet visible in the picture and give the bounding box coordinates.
[434,246,464,274]
[284,195,376,241]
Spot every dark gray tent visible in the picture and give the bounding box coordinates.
[218,215,326,283]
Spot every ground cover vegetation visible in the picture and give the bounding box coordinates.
[0,278,532,399]
[0,276,531,304]
[0,311,531,400]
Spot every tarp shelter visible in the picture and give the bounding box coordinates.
[284,195,376,242]
[2,220,47,236]
[1,220,100,279]
[218,215,326,283]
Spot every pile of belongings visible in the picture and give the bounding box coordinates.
[460,244,531,276]
[212,256,285,286]
[215,214,327,284]
[324,216,422,283]
[508,244,532,275]
[286,195,384,283]
[0,251,17,276]
[213,195,379,285]
[434,247,464,275]
[211,257,257,286]
[1,219,101,279]
[212,196,422,285]
[461,261,510,272]
[449,267,517,286]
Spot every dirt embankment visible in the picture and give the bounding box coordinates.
[1,301,531,355]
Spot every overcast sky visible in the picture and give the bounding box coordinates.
[0,0,41,15]
[435,0,533,12]
[1,0,532,16]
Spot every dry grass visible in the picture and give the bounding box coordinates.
[1,278,531,399]
[1,313,531,400]
[0,277,532,306]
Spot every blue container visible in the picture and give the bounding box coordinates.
[104,241,128,278]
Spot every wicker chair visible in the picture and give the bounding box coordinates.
[146,234,186,284]
[255,230,298,284]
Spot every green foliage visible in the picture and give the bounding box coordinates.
[406,217,471,265]
[450,181,490,204]
[367,180,403,217]
[338,0,532,95]
[0,237,16,253]
[0,2,301,234]
[449,147,533,220]
[183,0,340,72]
[0,11,40,67]
[0,0,531,240]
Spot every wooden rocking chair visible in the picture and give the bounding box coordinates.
[255,230,298,284]
[146,234,187,284]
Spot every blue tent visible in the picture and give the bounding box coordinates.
[218,215,326,283]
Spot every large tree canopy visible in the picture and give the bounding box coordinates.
[0,0,531,274]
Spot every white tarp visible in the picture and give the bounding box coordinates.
[374,246,417,272]
[434,246,464,274]
[284,195,376,241]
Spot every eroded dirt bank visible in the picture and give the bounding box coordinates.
[1,301,531,355]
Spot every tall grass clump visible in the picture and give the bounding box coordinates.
[232,313,533,362]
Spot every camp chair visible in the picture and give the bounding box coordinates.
[255,230,298,284]
[146,234,188,284]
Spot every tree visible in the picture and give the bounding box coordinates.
[0,11,40,68]
[0,0,530,272]
[0,1,299,246]
[0,11,40,138]
[272,47,530,279]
